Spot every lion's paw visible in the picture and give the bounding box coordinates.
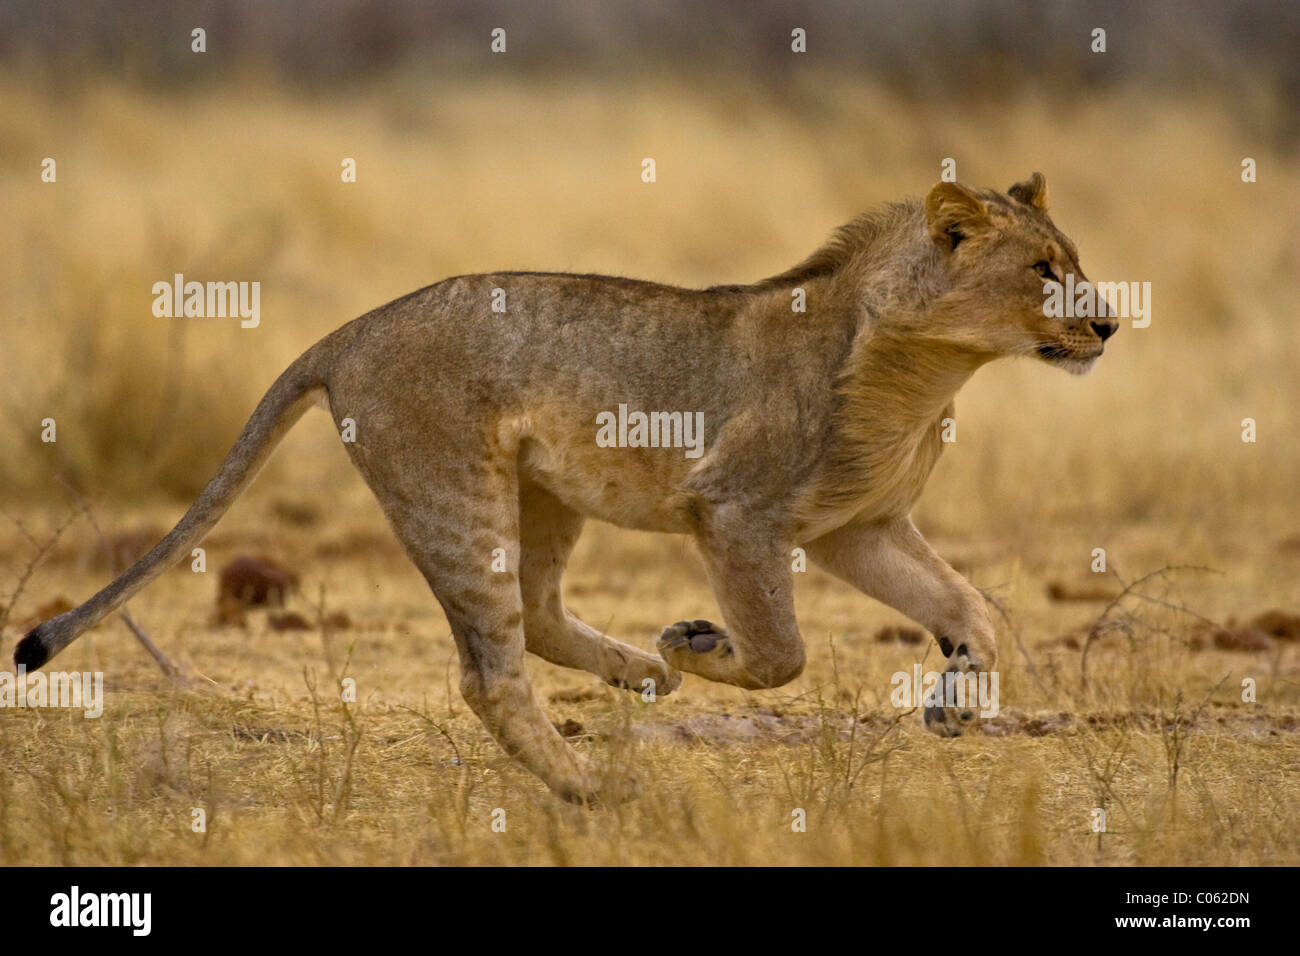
[657,619,734,669]
[922,643,984,738]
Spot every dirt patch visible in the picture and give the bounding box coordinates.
[231,726,315,744]
[268,611,313,631]
[628,712,867,745]
[548,686,608,704]
[874,624,926,645]
[553,718,587,738]
[1195,609,1300,652]
[622,708,1300,746]
[1046,580,1120,602]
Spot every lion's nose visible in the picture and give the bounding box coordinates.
[1090,319,1117,341]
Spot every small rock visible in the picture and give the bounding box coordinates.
[1247,609,1300,642]
[218,555,299,608]
[554,719,585,738]
[874,624,926,645]
[268,611,312,631]
[1212,628,1273,652]
[321,610,352,631]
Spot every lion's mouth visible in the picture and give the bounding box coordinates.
[1036,342,1102,375]
[1036,343,1073,361]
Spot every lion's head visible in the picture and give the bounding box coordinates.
[924,172,1116,375]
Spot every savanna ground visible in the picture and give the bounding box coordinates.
[1,67,1298,865]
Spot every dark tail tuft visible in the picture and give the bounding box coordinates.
[14,626,52,670]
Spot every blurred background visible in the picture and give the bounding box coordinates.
[1,0,1297,576]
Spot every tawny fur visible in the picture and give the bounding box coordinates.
[16,174,1115,802]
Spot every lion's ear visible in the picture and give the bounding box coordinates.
[925,182,989,252]
[1008,172,1048,209]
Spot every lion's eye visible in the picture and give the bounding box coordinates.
[1033,261,1058,281]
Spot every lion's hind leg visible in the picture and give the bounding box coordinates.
[518,479,681,697]
[360,439,634,803]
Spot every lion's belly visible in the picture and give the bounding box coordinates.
[517,430,695,534]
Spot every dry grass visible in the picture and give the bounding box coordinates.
[1,507,1297,866]
[0,71,1297,865]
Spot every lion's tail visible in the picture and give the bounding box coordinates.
[14,351,327,671]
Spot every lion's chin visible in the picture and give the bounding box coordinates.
[1057,354,1099,376]
[1036,344,1102,376]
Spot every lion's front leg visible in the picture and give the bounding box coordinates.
[656,508,806,691]
[806,514,997,736]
